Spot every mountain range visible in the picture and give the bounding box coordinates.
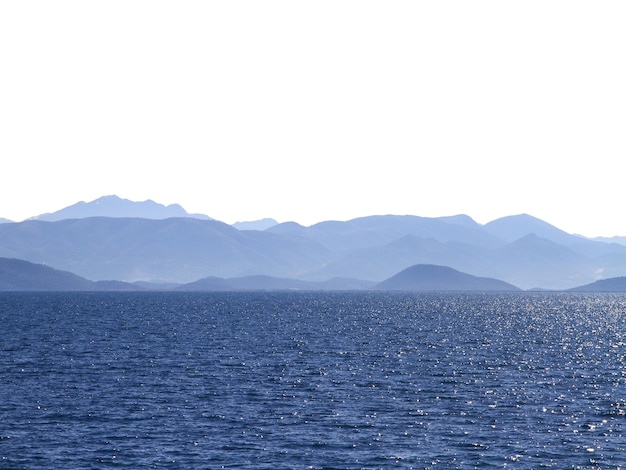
[4,257,626,293]
[372,264,520,292]
[2,195,626,290]
[0,257,140,291]
[25,195,213,222]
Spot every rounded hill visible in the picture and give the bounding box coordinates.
[373,264,520,292]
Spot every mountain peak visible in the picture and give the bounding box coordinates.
[29,195,212,222]
[373,264,520,292]
[232,218,278,231]
[484,213,571,244]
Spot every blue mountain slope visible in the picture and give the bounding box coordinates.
[30,195,212,221]
[484,214,575,245]
[489,234,596,290]
[309,234,486,282]
[178,274,375,291]
[268,214,502,252]
[3,206,626,289]
[373,264,520,292]
[0,217,333,283]
[569,277,626,292]
[0,257,139,291]
[232,218,278,231]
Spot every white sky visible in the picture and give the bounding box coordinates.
[1,1,625,237]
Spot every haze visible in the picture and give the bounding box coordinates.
[1,2,625,237]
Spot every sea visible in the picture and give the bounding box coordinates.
[1,291,626,469]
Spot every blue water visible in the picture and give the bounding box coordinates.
[1,292,626,469]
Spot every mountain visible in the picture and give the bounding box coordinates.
[267,214,501,253]
[0,255,374,291]
[483,214,577,245]
[177,274,375,291]
[307,234,486,283]
[373,264,521,292]
[569,277,626,292]
[487,233,596,290]
[29,195,212,221]
[0,217,333,283]
[232,218,278,231]
[5,202,626,289]
[176,276,232,291]
[0,218,13,224]
[593,236,626,246]
[0,257,140,291]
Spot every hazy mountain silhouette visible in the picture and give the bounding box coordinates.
[483,214,575,245]
[232,218,278,231]
[267,214,501,253]
[569,276,626,292]
[0,257,140,291]
[29,196,282,231]
[307,234,486,282]
[0,217,333,283]
[0,256,375,291]
[593,236,626,246]
[5,198,626,289]
[8,251,626,293]
[175,276,232,291]
[30,195,212,221]
[177,274,375,291]
[486,234,597,290]
[0,218,13,224]
[373,264,520,292]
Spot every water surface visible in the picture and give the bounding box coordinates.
[1,292,625,468]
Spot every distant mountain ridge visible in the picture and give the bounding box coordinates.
[373,264,520,292]
[232,218,278,231]
[0,258,517,291]
[29,195,212,221]
[4,196,626,290]
[593,236,626,246]
[0,257,140,291]
[177,274,375,291]
[10,256,626,292]
[24,195,279,231]
[0,257,375,291]
[483,213,577,245]
[568,277,626,292]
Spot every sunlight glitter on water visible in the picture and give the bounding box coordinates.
[1,291,626,468]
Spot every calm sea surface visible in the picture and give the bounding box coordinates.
[1,291,626,469]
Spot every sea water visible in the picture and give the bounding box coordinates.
[1,291,625,468]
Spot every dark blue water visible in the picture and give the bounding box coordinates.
[1,292,626,469]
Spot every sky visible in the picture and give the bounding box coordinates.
[1,2,625,237]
